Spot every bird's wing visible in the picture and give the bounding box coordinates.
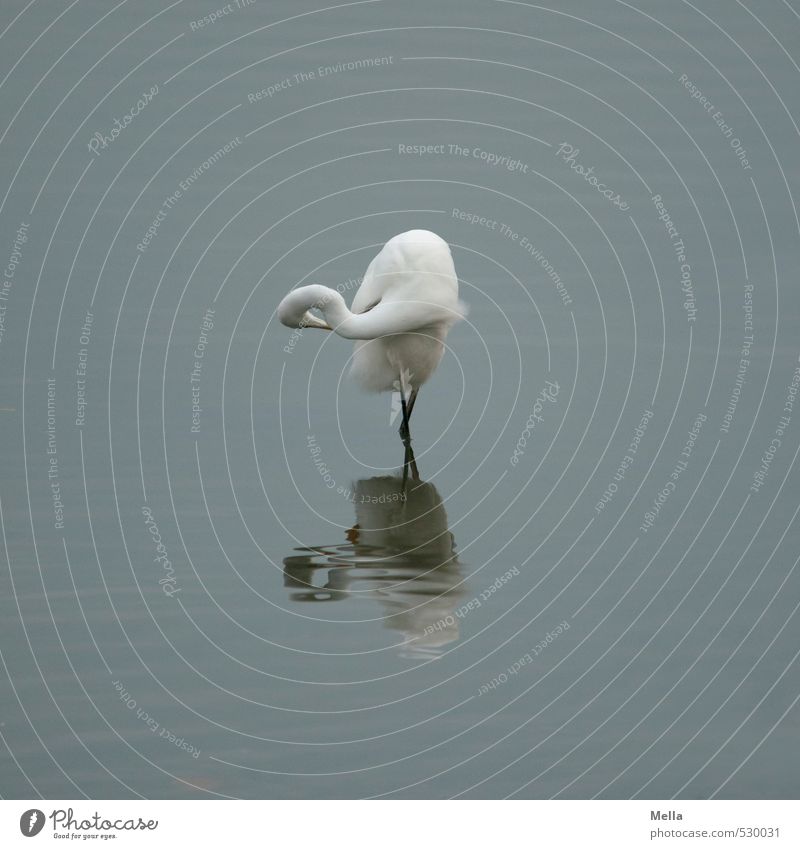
[355,297,381,314]
[351,251,385,313]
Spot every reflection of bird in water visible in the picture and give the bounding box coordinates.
[283,475,464,657]
[277,230,467,448]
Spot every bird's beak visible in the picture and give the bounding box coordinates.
[301,312,332,330]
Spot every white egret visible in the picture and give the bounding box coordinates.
[277,229,466,444]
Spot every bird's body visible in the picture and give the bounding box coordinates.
[350,230,461,393]
[277,230,465,445]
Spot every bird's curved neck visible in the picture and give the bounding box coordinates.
[280,284,438,340]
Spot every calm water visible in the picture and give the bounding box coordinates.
[1,0,799,799]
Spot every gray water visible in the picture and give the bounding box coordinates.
[1,0,799,799]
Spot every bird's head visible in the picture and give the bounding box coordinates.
[276,284,335,330]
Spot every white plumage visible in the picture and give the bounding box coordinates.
[277,230,466,441]
[349,229,463,392]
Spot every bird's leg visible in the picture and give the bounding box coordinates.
[402,442,420,489]
[397,378,412,445]
[398,387,417,443]
[399,395,411,444]
[407,443,420,481]
[406,388,418,418]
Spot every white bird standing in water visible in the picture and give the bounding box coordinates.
[277,230,466,446]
